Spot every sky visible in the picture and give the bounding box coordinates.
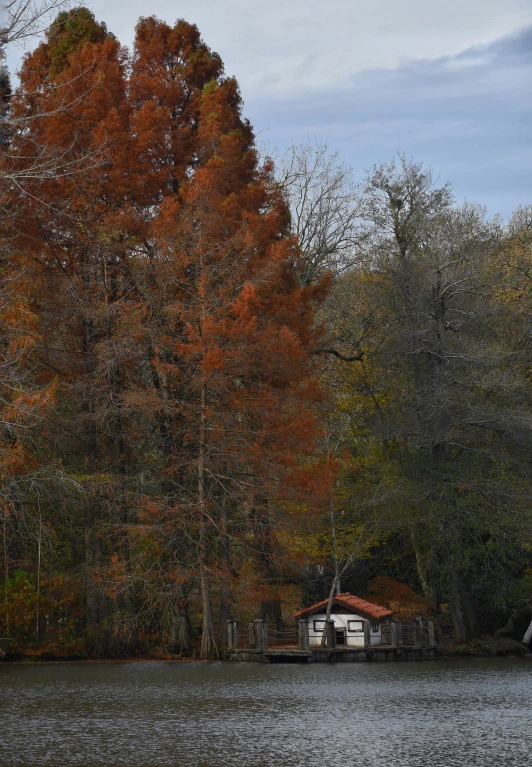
[6,0,532,217]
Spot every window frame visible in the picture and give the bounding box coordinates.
[313,620,326,632]
[347,620,364,633]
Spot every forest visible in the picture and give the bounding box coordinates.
[0,6,531,660]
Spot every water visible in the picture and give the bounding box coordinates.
[1,657,531,766]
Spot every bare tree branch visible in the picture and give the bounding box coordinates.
[276,140,368,285]
[2,0,71,46]
[313,347,364,362]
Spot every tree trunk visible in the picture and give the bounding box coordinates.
[448,576,478,643]
[459,578,478,639]
[321,491,341,648]
[198,376,218,660]
[410,530,437,608]
[494,608,521,638]
[84,501,107,654]
[320,574,340,648]
[448,581,468,644]
[251,492,276,583]
[174,611,192,655]
[522,620,532,648]
[82,314,108,653]
[170,587,192,655]
[330,492,340,595]
[218,495,231,649]
[199,554,217,659]
[3,513,8,638]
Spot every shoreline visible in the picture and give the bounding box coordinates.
[2,650,531,665]
[1,655,207,664]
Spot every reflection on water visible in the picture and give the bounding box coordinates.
[1,657,531,766]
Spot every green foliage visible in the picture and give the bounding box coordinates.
[47,8,111,77]
[0,570,84,653]
[319,157,532,640]
[0,63,11,104]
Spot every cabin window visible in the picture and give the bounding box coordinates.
[347,620,364,633]
[372,621,379,632]
[313,620,326,632]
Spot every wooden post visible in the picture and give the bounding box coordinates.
[390,620,398,648]
[324,620,336,649]
[253,619,268,651]
[226,620,232,651]
[363,620,371,649]
[227,619,237,651]
[248,620,256,648]
[428,620,435,646]
[253,619,261,650]
[298,619,310,651]
[415,618,422,647]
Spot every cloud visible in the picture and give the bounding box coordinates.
[5,3,531,217]
[85,0,531,96]
[247,26,532,218]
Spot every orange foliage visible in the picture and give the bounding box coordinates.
[365,576,431,620]
[2,9,328,656]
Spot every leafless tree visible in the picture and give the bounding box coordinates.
[508,204,532,235]
[277,140,367,285]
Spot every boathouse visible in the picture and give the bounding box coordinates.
[294,593,393,648]
[225,592,437,662]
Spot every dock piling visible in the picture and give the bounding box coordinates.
[390,620,398,648]
[415,618,422,646]
[298,619,310,651]
[227,620,237,651]
[428,620,435,646]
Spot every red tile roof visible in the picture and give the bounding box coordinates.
[294,592,393,621]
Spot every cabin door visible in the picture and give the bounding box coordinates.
[335,628,346,646]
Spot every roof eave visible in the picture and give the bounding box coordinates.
[294,597,392,621]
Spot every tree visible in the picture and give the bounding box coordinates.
[321,156,532,641]
[4,9,326,659]
[138,75,325,658]
[1,6,114,201]
[277,141,365,286]
[5,7,141,655]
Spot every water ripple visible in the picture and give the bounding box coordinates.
[1,657,531,766]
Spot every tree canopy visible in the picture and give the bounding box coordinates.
[1,7,531,658]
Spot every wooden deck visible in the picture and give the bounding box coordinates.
[225,618,438,662]
[228,643,438,663]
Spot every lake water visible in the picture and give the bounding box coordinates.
[1,657,531,766]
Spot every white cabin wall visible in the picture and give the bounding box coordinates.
[307,611,382,647]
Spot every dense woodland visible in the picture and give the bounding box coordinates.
[0,5,531,658]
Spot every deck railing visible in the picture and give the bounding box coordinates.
[267,621,299,647]
[226,617,436,652]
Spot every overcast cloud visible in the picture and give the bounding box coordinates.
[5,0,532,217]
[83,0,532,96]
[249,25,532,217]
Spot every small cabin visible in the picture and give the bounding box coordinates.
[294,592,393,648]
